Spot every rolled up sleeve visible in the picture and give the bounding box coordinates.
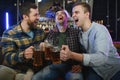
[83,54,90,66]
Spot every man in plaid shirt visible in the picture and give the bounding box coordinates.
[32,7,85,80]
[1,2,45,80]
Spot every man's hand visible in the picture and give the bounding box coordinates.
[39,42,45,51]
[60,45,72,61]
[24,46,34,59]
[71,65,82,73]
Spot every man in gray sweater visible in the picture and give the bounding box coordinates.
[60,2,120,80]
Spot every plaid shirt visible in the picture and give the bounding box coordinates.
[47,27,83,53]
[1,24,45,71]
[46,27,86,65]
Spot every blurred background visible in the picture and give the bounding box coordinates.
[0,0,120,41]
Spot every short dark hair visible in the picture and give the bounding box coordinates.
[54,6,63,13]
[20,2,37,18]
[73,2,91,16]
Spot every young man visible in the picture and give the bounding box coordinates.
[32,7,84,80]
[60,2,120,80]
[1,2,45,80]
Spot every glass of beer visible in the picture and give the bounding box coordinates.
[33,44,43,67]
[51,46,61,64]
[44,42,53,60]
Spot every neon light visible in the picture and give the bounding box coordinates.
[6,12,9,29]
[38,0,42,2]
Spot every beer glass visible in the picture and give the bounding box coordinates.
[33,44,43,67]
[51,46,61,64]
[44,40,53,60]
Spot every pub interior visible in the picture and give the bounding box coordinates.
[0,0,120,80]
[1,0,120,51]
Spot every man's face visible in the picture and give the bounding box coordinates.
[72,5,88,27]
[27,8,40,29]
[55,10,68,24]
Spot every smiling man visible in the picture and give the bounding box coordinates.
[1,2,45,80]
[60,2,120,80]
[32,7,85,80]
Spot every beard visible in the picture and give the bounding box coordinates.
[27,19,38,30]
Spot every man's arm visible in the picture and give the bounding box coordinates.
[1,31,24,66]
[60,26,114,67]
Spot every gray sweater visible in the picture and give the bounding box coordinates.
[79,22,120,80]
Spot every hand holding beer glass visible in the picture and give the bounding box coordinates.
[44,39,61,64]
[33,44,43,67]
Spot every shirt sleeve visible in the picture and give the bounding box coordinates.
[1,31,24,66]
[83,54,90,66]
[83,26,114,66]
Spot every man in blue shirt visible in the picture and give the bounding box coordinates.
[60,2,120,80]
